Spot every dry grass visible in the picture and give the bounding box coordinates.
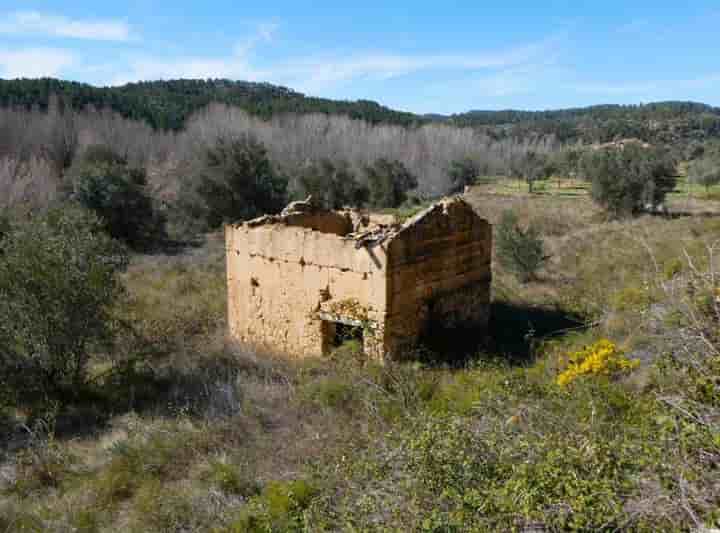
[2,191,720,531]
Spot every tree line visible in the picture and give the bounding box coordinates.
[3,79,720,151]
[0,99,558,209]
[0,78,422,131]
[450,101,720,149]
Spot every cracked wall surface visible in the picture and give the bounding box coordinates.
[225,197,491,359]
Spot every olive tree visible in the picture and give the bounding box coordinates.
[447,157,481,194]
[581,144,676,217]
[688,156,720,192]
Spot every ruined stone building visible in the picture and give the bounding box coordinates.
[225,197,492,359]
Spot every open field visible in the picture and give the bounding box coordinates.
[1,189,719,531]
[474,172,720,204]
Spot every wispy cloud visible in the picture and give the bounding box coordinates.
[0,47,77,78]
[0,11,133,41]
[284,41,552,93]
[233,21,279,56]
[109,30,557,95]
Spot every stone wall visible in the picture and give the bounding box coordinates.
[225,222,388,358]
[384,200,492,356]
[226,197,492,360]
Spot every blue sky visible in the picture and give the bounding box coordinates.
[0,1,719,114]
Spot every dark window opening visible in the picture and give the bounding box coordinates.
[321,320,364,356]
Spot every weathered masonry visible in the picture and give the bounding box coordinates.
[225,197,492,359]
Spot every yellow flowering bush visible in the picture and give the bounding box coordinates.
[556,339,639,387]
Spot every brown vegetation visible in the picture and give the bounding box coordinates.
[0,102,558,208]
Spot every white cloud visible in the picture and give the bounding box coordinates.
[0,11,132,41]
[233,21,279,57]
[108,33,556,95]
[0,48,76,78]
[109,56,262,86]
[110,22,281,85]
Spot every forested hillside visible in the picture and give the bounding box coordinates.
[451,101,720,147]
[2,77,720,214]
[2,79,720,149]
[0,78,422,130]
[0,87,556,209]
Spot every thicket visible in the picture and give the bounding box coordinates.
[0,206,128,415]
[446,157,482,193]
[0,101,558,209]
[65,145,166,249]
[294,158,368,209]
[365,158,418,208]
[176,134,288,230]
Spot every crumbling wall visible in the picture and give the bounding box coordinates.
[226,197,492,360]
[226,222,388,358]
[384,199,492,356]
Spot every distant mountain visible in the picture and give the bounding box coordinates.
[0,78,423,130]
[448,102,720,147]
[1,78,719,150]
[451,102,720,125]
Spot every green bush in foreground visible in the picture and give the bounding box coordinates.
[0,205,127,413]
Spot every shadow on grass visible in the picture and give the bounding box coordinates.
[487,301,586,362]
[1,349,255,453]
[418,301,587,367]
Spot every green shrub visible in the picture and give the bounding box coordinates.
[177,134,287,230]
[206,459,259,496]
[66,145,166,250]
[69,509,102,533]
[227,479,317,532]
[0,205,128,412]
[611,286,653,311]
[496,210,547,282]
[447,157,481,193]
[133,480,193,532]
[304,376,357,410]
[365,158,418,208]
[663,257,683,279]
[295,158,368,209]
